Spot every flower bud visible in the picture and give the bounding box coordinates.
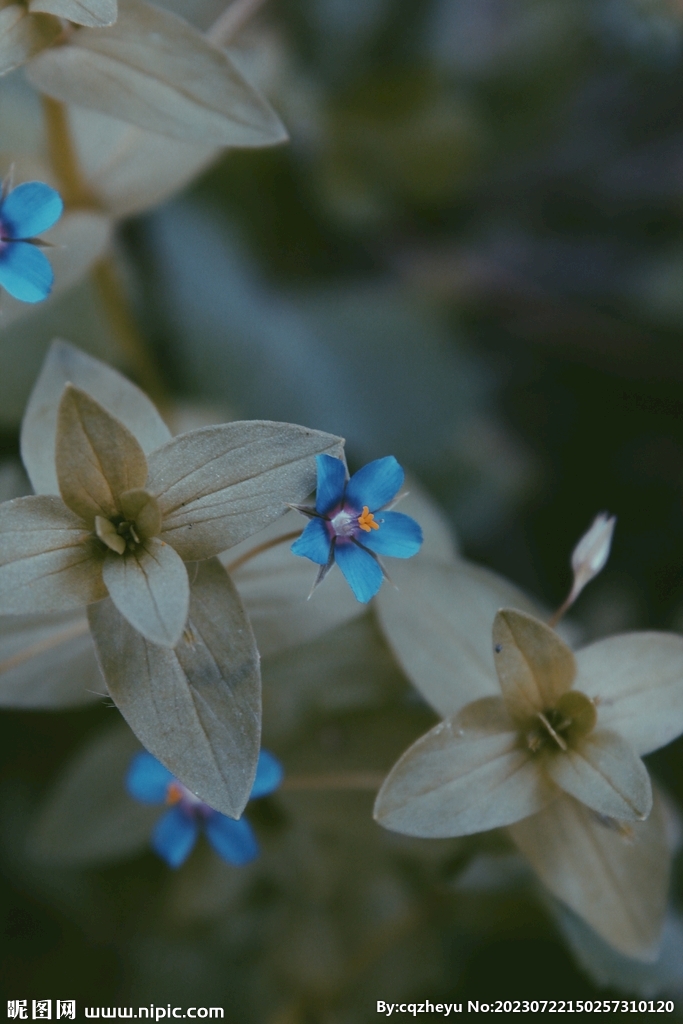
[569,512,616,604]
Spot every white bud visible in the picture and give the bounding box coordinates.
[569,512,616,604]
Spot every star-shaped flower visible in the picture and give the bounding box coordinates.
[126,748,283,868]
[375,600,683,957]
[0,180,62,303]
[291,454,423,602]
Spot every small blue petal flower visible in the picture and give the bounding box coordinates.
[205,813,260,865]
[127,748,283,869]
[360,511,423,558]
[153,806,199,868]
[0,241,54,303]
[0,180,62,303]
[251,749,284,798]
[1,182,63,239]
[291,454,421,602]
[315,453,346,514]
[345,456,404,513]
[126,750,175,803]
[291,517,331,565]
[335,541,384,602]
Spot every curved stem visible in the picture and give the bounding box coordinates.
[225,529,303,572]
[41,96,96,209]
[91,257,168,407]
[41,96,170,405]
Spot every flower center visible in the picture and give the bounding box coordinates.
[95,514,143,555]
[329,508,360,537]
[165,780,208,815]
[357,506,380,532]
[524,690,597,754]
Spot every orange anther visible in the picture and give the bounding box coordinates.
[358,506,380,532]
[166,782,183,805]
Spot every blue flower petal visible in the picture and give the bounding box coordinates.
[204,812,259,866]
[291,517,331,565]
[315,454,346,514]
[250,750,284,799]
[335,541,384,602]
[1,182,63,238]
[345,457,404,513]
[126,751,175,804]
[0,241,53,302]
[360,511,423,558]
[152,806,199,868]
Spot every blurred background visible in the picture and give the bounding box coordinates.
[3,0,683,1017]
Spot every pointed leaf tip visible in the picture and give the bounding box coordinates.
[492,609,576,722]
[88,558,260,818]
[21,340,170,497]
[55,384,148,524]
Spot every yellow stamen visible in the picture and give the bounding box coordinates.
[166,782,183,805]
[358,506,380,532]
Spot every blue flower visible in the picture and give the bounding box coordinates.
[0,180,63,303]
[126,749,283,869]
[291,454,423,603]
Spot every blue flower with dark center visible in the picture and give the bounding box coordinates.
[126,749,283,869]
[0,180,63,303]
[291,454,423,603]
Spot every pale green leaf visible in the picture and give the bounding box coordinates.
[67,104,219,219]
[28,722,158,864]
[546,729,652,821]
[374,696,555,838]
[28,0,116,27]
[118,488,161,539]
[0,495,105,613]
[395,475,459,564]
[103,537,189,648]
[0,5,60,76]
[147,421,344,561]
[26,0,288,146]
[575,632,683,756]
[509,791,670,959]
[375,558,540,719]
[21,339,170,496]
[88,557,260,818]
[556,905,683,996]
[492,609,576,722]
[262,613,408,741]
[56,385,148,523]
[0,610,101,708]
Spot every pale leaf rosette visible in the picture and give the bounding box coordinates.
[1,339,344,816]
[374,562,683,958]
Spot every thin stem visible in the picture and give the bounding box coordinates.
[547,594,572,629]
[41,96,97,209]
[224,529,303,572]
[208,0,269,46]
[0,618,89,675]
[91,258,168,407]
[281,772,386,792]
[42,96,169,404]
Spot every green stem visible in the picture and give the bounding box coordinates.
[91,257,168,407]
[41,96,169,406]
[225,529,303,572]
